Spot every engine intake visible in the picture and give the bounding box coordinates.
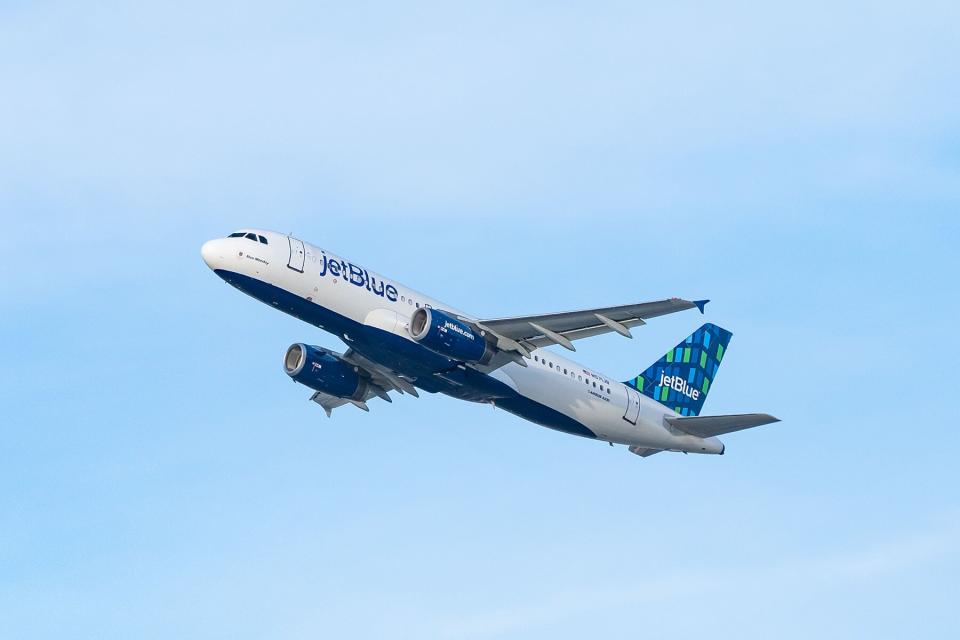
[409,307,493,364]
[283,343,367,399]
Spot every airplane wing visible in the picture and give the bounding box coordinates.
[305,348,419,417]
[462,298,708,359]
[666,413,781,438]
[341,349,420,397]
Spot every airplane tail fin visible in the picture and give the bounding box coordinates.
[624,323,732,416]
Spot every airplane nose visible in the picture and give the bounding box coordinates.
[201,239,222,269]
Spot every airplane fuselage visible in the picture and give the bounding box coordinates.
[201,230,724,454]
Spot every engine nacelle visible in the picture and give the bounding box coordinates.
[408,307,493,364]
[283,343,367,399]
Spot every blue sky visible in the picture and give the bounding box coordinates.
[2,2,959,638]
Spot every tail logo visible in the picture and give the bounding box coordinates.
[625,323,732,417]
[658,372,700,401]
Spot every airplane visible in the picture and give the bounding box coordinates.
[201,229,779,458]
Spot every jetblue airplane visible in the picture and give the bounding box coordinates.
[201,230,779,458]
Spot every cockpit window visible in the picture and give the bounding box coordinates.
[228,231,267,244]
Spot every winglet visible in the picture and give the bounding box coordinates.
[693,300,710,314]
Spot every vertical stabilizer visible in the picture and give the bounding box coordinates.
[625,323,732,416]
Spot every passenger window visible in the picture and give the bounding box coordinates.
[593,381,597,388]
[534,356,539,362]
[563,368,568,375]
[258,235,268,244]
[578,375,583,382]
[549,362,553,369]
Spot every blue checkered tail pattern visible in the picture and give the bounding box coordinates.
[624,323,733,416]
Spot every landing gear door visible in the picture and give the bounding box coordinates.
[623,387,641,425]
[287,236,305,273]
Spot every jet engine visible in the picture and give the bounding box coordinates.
[408,307,494,364]
[283,343,368,400]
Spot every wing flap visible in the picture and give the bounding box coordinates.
[666,413,780,438]
[342,349,420,397]
[523,317,651,348]
[628,446,663,458]
[309,391,350,417]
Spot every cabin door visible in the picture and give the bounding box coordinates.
[623,387,641,425]
[287,236,305,272]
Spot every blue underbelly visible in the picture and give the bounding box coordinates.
[214,269,597,439]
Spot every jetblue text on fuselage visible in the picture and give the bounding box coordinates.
[318,251,399,302]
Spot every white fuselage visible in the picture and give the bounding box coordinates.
[201,229,723,454]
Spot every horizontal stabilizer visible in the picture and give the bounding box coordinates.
[666,413,780,438]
